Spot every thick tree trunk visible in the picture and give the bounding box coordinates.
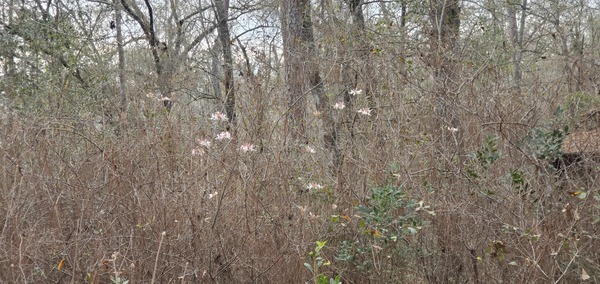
[282,0,308,142]
[214,0,236,127]
[304,16,338,168]
[283,0,339,167]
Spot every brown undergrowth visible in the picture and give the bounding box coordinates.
[1,100,600,283]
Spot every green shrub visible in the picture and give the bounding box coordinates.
[332,185,431,280]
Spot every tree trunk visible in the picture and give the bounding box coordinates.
[508,0,527,95]
[427,2,464,280]
[348,0,375,112]
[428,0,462,143]
[114,0,127,129]
[283,0,338,167]
[282,0,308,142]
[303,4,339,168]
[214,0,236,128]
[210,38,222,102]
[120,0,216,113]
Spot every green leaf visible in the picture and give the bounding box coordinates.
[303,262,313,272]
[318,275,329,284]
[407,227,417,235]
[577,191,588,199]
[358,220,367,228]
[315,241,327,253]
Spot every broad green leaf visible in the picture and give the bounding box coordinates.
[303,262,313,272]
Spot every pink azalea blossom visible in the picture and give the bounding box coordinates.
[192,148,205,156]
[304,145,316,154]
[349,88,363,96]
[333,101,345,110]
[210,111,228,121]
[216,131,231,140]
[239,143,257,153]
[306,182,324,190]
[357,108,372,116]
[196,138,212,148]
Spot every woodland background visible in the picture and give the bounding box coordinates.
[1,0,600,283]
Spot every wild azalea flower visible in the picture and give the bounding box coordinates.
[349,88,363,96]
[216,131,231,140]
[208,192,218,199]
[304,145,316,154]
[357,108,372,116]
[191,148,205,156]
[296,205,308,214]
[210,111,228,121]
[333,101,345,110]
[196,138,211,148]
[239,143,256,152]
[447,126,459,133]
[306,182,324,190]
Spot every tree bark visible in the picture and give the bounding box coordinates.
[508,0,527,95]
[427,1,464,282]
[347,0,375,112]
[114,0,127,128]
[282,0,307,142]
[283,0,338,167]
[304,4,338,168]
[428,0,461,135]
[210,38,223,101]
[214,0,236,127]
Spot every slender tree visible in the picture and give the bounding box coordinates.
[346,0,375,112]
[213,0,236,127]
[114,0,127,127]
[428,0,462,151]
[508,0,527,95]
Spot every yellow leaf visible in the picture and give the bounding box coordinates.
[57,259,65,271]
[373,230,380,238]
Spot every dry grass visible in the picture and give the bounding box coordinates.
[1,88,600,283]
